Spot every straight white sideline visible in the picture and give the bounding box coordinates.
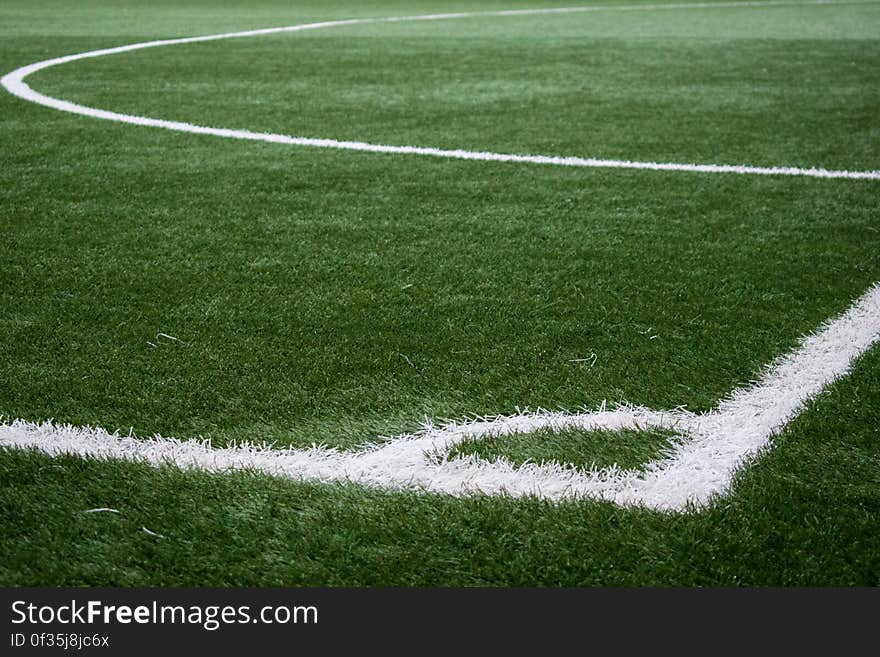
[2,0,880,180]
[3,283,879,512]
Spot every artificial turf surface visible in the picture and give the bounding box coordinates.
[2,347,879,586]
[447,427,678,470]
[1,0,878,585]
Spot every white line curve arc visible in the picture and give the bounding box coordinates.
[2,0,879,180]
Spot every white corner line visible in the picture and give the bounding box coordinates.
[2,283,879,512]
[2,1,879,180]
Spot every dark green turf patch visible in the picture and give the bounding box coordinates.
[1,344,878,586]
[447,427,677,471]
[1,112,877,448]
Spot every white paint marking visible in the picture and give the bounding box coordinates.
[84,508,120,514]
[3,283,878,512]
[2,2,879,511]
[3,1,879,180]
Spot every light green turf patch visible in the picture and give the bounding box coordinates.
[33,12,880,171]
[448,427,677,471]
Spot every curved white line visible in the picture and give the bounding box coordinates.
[3,282,879,511]
[3,2,880,512]
[3,0,879,180]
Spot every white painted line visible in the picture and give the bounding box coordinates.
[3,1,879,180]
[3,283,878,512]
[2,2,878,511]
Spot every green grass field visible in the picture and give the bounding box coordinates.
[1,0,879,585]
